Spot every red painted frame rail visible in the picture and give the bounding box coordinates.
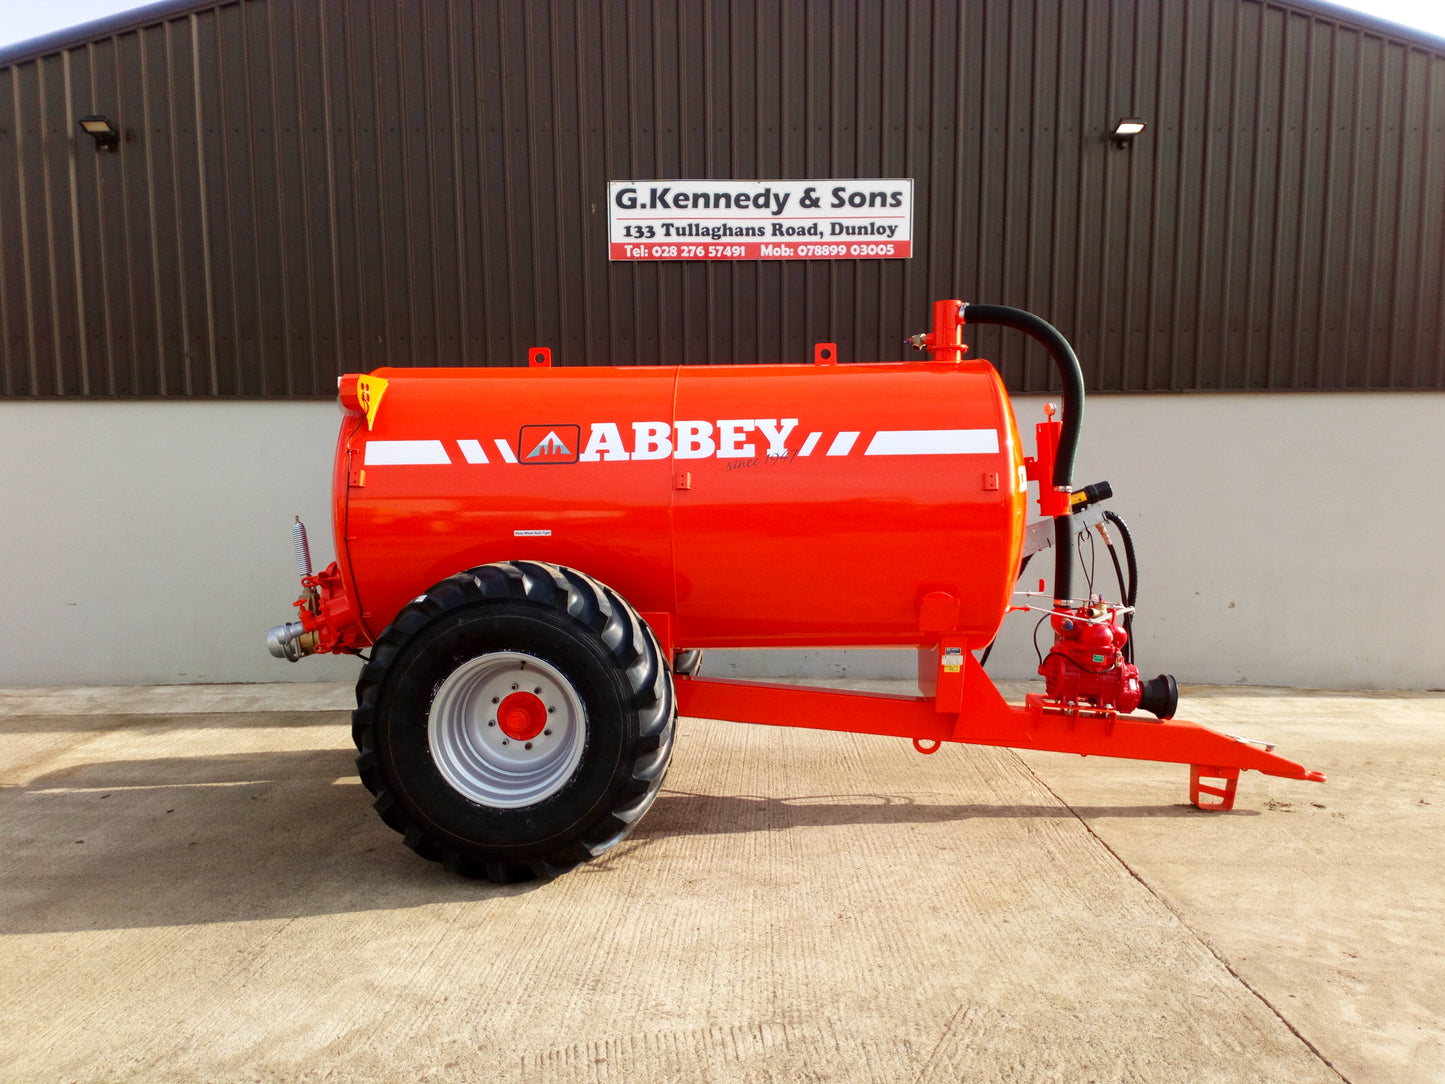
[674,654,1325,811]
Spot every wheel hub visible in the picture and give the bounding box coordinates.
[497,690,548,741]
[427,651,586,808]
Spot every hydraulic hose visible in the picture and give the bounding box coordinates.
[1102,509,1138,663]
[961,304,1086,603]
[1101,510,1138,608]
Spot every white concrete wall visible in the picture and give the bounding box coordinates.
[1,393,1440,689]
[1,402,359,686]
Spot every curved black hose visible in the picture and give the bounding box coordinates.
[1101,533,1128,599]
[1099,538,1131,663]
[1102,510,1137,606]
[1101,509,1138,663]
[961,304,1086,603]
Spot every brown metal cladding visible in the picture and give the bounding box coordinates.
[1,0,1442,397]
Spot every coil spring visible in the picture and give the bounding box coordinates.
[292,517,313,578]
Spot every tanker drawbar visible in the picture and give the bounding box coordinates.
[265,299,1325,881]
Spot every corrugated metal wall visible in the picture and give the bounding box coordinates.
[2,0,1443,397]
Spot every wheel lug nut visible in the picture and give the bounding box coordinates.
[525,742,533,750]
[534,687,542,694]
[511,683,518,690]
[491,696,499,704]
[488,719,496,727]
[548,706,555,714]
[544,729,551,737]
[501,739,509,745]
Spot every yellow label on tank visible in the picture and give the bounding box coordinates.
[356,375,388,430]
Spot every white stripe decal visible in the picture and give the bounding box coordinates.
[826,431,860,456]
[797,432,822,457]
[364,440,451,466]
[458,439,489,464]
[864,429,1000,456]
[493,438,518,464]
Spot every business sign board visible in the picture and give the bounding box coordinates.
[608,179,912,261]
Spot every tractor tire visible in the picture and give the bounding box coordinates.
[352,561,675,881]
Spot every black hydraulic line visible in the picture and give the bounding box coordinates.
[1102,535,1128,600]
[979,552,1033,669]
[961,304,1086,604]
[1101,509,1138,664]
[1102,510,1137,607]
[1100,535,1131,664]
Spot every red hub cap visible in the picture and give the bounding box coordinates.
[497,690,548,741]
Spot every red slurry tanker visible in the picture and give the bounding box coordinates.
[268,300,1324,881]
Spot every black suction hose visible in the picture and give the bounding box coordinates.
[961,304,1086,603]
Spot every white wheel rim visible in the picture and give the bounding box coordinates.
[427,651,587,808]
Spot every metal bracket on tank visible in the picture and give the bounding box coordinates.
[1020,503,1107,560]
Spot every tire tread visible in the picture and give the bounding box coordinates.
[352,561,675,883]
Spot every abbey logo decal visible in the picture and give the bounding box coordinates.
[365,421,1006,476]
[519,425,580,464]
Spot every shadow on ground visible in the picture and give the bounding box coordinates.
[2,737,1253,937]
[1,743,528,935]
[633,790,1244,840]
[0,710,350,733]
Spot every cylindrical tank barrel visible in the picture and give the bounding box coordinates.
[334,358,1028,649]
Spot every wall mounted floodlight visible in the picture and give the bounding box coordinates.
[1111,118,1146,147]
[77,114,120,152]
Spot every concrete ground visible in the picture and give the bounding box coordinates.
[1,680,1441,1084]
